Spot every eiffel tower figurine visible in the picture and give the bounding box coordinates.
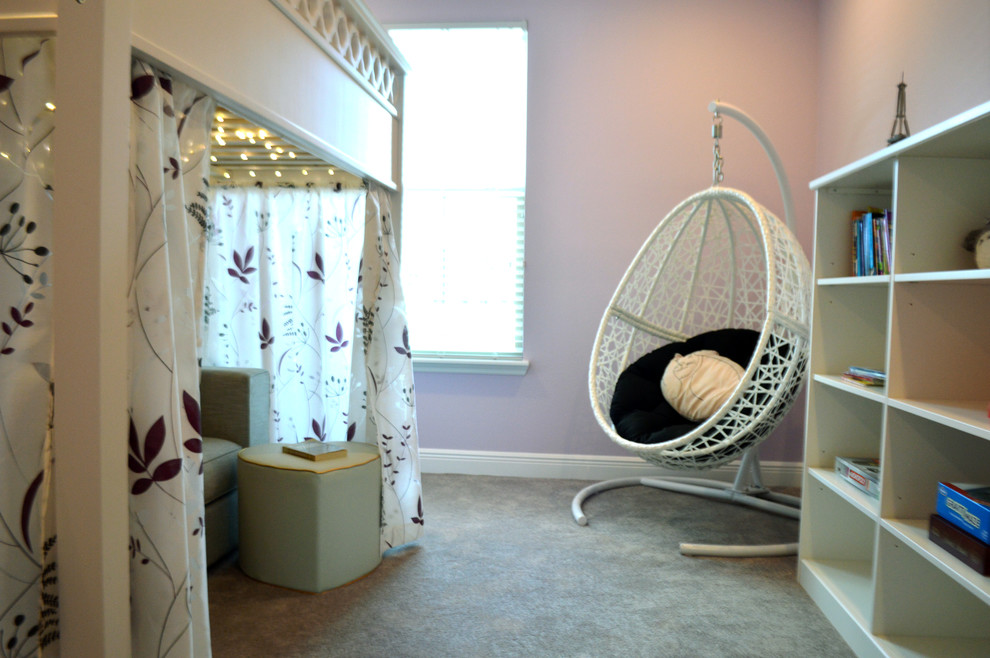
[888,75,910,145]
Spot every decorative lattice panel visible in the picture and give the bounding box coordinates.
[273,0,398,107]
[589,187,811,470]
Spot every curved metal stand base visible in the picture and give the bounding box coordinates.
[571,450,800,558]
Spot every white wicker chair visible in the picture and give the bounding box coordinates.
[571,103,812,557]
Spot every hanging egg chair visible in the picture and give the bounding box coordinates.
[571,102,812,557]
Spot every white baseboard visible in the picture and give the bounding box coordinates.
[420,448,802,489]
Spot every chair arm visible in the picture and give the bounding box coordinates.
[199,367,270,448]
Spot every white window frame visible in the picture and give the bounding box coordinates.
[389,23,529,376]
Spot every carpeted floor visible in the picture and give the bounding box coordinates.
[208,473,852,657]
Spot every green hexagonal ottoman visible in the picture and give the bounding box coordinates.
[237,441,381,592]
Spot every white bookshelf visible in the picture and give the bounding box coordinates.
[799,100,990,657]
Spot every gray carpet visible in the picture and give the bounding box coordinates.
[208,473,852,657]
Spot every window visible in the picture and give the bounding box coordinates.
[389,26,528,373]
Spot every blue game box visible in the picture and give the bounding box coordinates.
[936,482,990,543]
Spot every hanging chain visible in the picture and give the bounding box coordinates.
[712,113,724,186]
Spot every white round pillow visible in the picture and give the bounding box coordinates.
[660,349,744,422]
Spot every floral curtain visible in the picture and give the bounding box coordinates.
[128,60,215,657]
[201,185,365,444]
[350,185,423,551]
[0,36,57,655]
[202,183,423,550]
[1,31,422,658]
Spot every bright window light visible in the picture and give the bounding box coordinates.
[390,25,528,360]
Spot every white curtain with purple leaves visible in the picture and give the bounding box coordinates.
[128,60,215,657]
[349,185,423,551]
[202,183,423,552]
[201,186,364,445]
[0,35,57,657]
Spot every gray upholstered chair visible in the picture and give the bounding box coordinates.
[200,366,269,566]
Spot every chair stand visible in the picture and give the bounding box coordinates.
[570,448,800,558]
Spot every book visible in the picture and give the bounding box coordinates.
[282,440,347,462]
[840,373,884,387]
[841,366,885,387]
[846,366,886,380]
[834,456,880,499]
[928,513,990,575]
[936,482,990,543]
[851,210,864,276]
[879,209,893,273]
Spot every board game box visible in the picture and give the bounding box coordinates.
[936,482,990,543]
[834,456,880,499]
[928,513,990,575]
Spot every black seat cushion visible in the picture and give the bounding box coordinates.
[609,328,760,445]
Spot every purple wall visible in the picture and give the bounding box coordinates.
[815,0,990,176]
[368,0,820,462]
[372,0,990,464]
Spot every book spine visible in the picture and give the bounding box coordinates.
[884,209,894,272]
[851,211,864,276]
[880,211,892,274]
[863,213,874,275]
[936,482,990,543]
[872,215,881,275]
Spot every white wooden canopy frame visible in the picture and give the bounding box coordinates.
[0,1,410,652]
[571,102,812,558]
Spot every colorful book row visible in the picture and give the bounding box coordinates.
[852,208,893,276]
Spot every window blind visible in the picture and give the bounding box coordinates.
[390,26,528,362]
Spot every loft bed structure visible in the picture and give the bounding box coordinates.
[0,0,406,653]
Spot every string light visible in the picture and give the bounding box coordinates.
[45,102,55,111]
[210,112,353,186]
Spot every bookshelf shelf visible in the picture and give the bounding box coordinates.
[813,374,887,403]
[817,275,890,287]
[873,636,990,658]
[887,398,990,441]
[800,100,990,657]
[800,558,875,624]
[895,269,990,284]
[882,518,990,605]
[808,467,880,518]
